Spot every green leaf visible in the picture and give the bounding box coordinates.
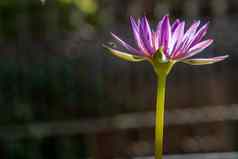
[103,45,145,62]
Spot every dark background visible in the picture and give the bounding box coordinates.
[0,0,237,158]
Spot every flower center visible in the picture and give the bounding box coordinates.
[151,47,175,76]
[153,47,168,63]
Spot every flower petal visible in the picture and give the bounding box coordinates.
[130,16,150,56]
[181,21,201,53]
[170,21,185,56]
[183,20,200,40]
[177,39,213,60]
[171,19,180,32]
[103,45,145,62]
[182,55,229,65]
[111,32,142,55]
[155,20,162,50]
[190,22,209,46]
[139,16,154,54]
[160,15,172,56]
[172,21,185,43]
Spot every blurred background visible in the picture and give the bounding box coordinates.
[0,0,237,158]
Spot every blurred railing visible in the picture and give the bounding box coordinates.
[135,152,238,159]
[0,104,238,158]
[0,104,238,139]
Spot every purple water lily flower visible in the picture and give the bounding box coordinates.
[103,15,229,159]
[104,15,228,65]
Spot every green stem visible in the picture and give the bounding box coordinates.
[155,74,167,159]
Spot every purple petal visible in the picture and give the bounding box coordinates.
[171,19,180,32]
[111,32,142,55]
[190,22,209,47]
[181,21,201,51]
[155,20,162,50]
[129,16,150,56]
[139,16,155,54]
[170,22,185,56]
[172,37,190,59]
[182,55,229,65]
[159,15,172,56]
[181,21,200,50]
[177,39,213,60]
[183,21,200,40]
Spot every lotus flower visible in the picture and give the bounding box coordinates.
[104,15,228,66]
[103,15,228,159]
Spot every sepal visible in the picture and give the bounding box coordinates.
[103,45,145,62]
[182,55,229,65]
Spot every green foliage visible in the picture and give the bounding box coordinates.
[0,0,100,39]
